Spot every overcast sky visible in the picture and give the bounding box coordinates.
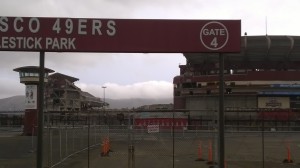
[1,0,300,100]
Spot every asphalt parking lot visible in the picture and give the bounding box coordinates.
[1,128,300,168]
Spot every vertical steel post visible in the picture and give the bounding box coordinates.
[218,53,225,168]
[128,111,131,168]
[172,109,175,168]
[37,51,45,168]
[262,110,265,168]
[128,111,135,168]
[50,130,53,166]
[88,110,90,168]
[65,126,68,156]
[59,126,62,160]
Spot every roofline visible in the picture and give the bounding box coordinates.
[13,66,55,73]
[49,72,79,82]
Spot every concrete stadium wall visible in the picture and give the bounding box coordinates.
[186,95,257,117]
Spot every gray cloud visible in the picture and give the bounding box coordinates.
[77,80,173,99]
[0,76,24,98]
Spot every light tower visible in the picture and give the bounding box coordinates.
[102,86,107,108]
[14,66,54,135]
[102,86,107,124]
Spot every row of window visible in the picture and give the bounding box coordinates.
[175,82,236,89]
[184,68,299,76]
[19,72,49,78]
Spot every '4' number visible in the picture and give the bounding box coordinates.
[210,37,218,48]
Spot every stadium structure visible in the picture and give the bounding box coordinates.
[45,72,105,111]
[173,35,300,130]
[12,67,106,135]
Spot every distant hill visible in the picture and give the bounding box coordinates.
[0,95,25,111]
[0,96,172,111]
[106,98,173,109]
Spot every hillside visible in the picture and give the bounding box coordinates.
[0,96,172,111]
[0,95,25,111]
[106,98,173,109]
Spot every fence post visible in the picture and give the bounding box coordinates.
[72,127,75,153]
[65,126,68,156]
[128,145,135,168]
[47,125,51,168]
[59,126,62,161]
[50,129,53,166]
[94,125,97,145]
[30,125,34,152]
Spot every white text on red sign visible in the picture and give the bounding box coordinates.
[0,17,116,36]
[0,17,116,50]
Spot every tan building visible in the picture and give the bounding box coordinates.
[45,73,104,112]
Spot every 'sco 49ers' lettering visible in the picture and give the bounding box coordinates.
[0,17,117,36]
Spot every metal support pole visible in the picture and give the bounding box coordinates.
[262,110,265,168]
[37,51,45,168]
[218,53,225,168]
[128,111,135,168]
[172,110,175,168]
[88,110,90,168]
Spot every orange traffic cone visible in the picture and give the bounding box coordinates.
[283,145,293,163]
[195,141,204,161]
[101,137,109,157]
[206,140,214,165]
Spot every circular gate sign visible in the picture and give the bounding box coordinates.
[200,21,229,51]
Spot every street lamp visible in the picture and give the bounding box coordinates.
[102,86,107,124]
[102,86,107,108]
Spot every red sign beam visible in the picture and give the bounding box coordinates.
[0,17,241,53]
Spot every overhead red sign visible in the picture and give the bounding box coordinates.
[0,17,241,53]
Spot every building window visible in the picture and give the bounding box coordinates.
[182,82,197,88]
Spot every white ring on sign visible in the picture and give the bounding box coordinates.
[200,21,229,51]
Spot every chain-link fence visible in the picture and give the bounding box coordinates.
[43,125,300,168]
[1,117,300,168]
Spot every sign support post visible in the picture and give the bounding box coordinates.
[218,53,225,168]
[37,51,45,168]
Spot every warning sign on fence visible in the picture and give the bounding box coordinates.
[147,125,159,133]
